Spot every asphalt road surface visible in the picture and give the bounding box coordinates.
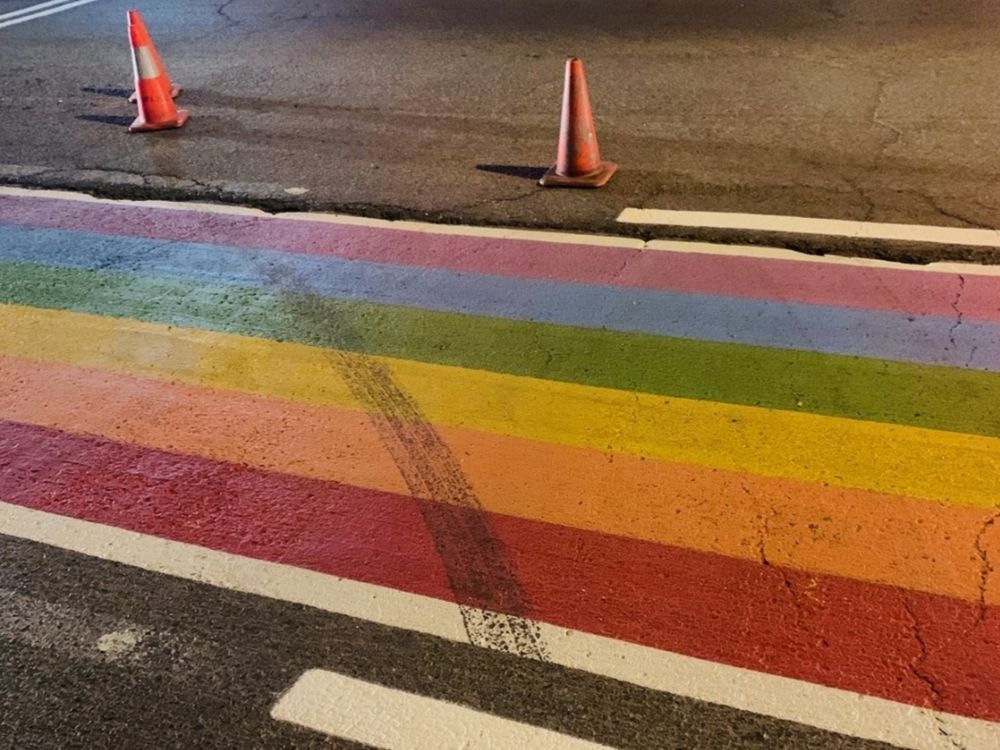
[0,0,999,250]
[1,187,1000,748]
[0,536,892,750]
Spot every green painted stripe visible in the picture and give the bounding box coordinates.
[2,260,998,437]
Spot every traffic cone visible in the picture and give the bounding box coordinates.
[127,9,189,133]
[539,57,617,188]
[127,10,181,102]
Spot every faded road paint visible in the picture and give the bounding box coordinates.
[1,189,999,747]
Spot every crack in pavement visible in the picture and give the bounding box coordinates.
[924,195,994,230]
[899,596,968,750]
[947,274,966,349]
[451,187,540,214]
[870,80,904,161]
[840,174,876,221]
[901,595,943,705]
[216,0,240,27]
[755,505,831,650]
[972,509,1000,625]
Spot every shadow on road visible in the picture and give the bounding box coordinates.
[476,165,547,181]
[80,87,131,99]
[75,114,134,127]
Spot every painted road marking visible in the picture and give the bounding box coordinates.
[4,188,999,745]
[0,186,644,249]
[6,201,998,325]
[3,355,996,607]
[0,0,101,29]
[272,669,611,749]
[8,417,996,719]
[4,185,1000,276]
[618,207,1000,249]
[3,502,998,750]
[8,226,1000,369]
[6,303,1000,508]
[646,238,1000,276]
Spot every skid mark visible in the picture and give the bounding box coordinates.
[330,348,547,658]
[267,264,546,659]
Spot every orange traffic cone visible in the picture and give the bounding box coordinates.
[539,57,617,188]
[127,9,180,103]
[128,9,189,133]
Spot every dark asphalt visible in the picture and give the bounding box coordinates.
[0,0,998,258]
[0,533,898,749]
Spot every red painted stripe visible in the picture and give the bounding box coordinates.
[1,194,997,321]
[2,418,998,721]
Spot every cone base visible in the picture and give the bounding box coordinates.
[129,84,181,103]
[539,161,617,189]
[129,109,190,133]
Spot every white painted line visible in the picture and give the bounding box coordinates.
[645,238,1000,276]
[2,186,1000,274]
[0,0,76,21]
[272,669,611,749]
[2,502,997,750]
[618,207,1000,249]
[0,0,101,29]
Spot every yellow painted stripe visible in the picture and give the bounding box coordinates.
[3,302,1000,508]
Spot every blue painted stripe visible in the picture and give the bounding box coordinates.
[0,223,997,371]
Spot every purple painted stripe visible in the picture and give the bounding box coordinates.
[1,194,997,321]
[7,224,1000,371]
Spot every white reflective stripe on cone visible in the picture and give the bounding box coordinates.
[133,46,159,81]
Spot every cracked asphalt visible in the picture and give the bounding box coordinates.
[0,0,999,258]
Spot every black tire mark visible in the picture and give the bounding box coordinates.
[265,265,547,660]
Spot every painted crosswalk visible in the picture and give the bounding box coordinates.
[1,187,999,748]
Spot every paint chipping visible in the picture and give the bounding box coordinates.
[96,628,143,658]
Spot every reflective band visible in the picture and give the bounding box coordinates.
[133,46,159,81]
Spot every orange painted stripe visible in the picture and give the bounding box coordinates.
[0,352,992,606]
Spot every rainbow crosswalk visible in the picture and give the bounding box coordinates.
[1,188,999,747]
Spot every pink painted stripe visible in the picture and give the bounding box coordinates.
[1,194,997,321]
